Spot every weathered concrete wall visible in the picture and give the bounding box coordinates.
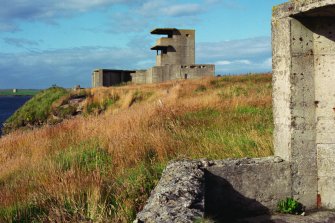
[181,64,215,80]
[135,157,291,222]
[272,0,335,209]
[313,17,335,209]
[272,16,292,162]
[179,30,195,65]
[290,17,317,209]
[205,157,291,221]
[92,70,103,87]
[132,70,147,84]
[132,64,215,84]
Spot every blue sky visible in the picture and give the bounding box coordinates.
[0,0,286,89]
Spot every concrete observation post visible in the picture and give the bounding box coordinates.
[272,0,335,209]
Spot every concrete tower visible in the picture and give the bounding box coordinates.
[150,28,195,66]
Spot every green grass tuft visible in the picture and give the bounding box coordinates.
[0,202,46,223]
[55,142,112,174]
[277,198,304,214]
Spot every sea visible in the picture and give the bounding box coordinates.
[0,96,32,135]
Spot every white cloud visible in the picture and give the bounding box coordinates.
[55,0,126,11]
[136,0,165,16]
[215,59,252,66]
[197,37,271,74]
[235,59,251,65]
[136,0,204,17]
[198,37,270,61]
[216,60,232,65]
[213,58,271,74]
[161,4,203,16]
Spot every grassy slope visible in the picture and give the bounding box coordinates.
[0,89,40,96]
[0,74,273,222]
[2,87,69,134]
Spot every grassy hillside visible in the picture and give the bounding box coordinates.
[0,74,273,222]
[2,87,69,134]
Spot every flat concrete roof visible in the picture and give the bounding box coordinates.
[93,69,136,73]
[150,45,170,50]
[151,28,177,35]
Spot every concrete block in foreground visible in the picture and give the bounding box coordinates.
[135,157,291,222]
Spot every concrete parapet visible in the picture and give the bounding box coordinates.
[131,64,215,84]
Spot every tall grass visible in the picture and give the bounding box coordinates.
[0,73,273,222]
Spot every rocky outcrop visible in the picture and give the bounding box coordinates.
[134,160,207,223]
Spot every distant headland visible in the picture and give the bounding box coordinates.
[0,89,40,96]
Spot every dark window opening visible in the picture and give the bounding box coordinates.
[157,49,167,55]
[186,34,190,37]
[184,74,188,79]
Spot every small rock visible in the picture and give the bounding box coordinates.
[274,156,284,163]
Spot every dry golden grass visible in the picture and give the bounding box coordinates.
[0,73,273,222]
